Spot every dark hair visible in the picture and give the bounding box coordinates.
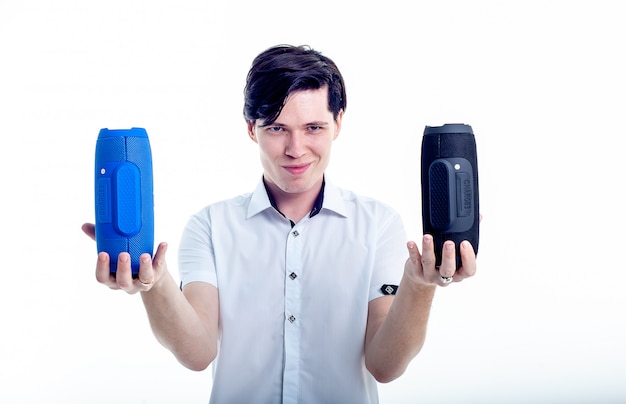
[243,44,347,125]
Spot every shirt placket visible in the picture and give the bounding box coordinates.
[282,222,303,404]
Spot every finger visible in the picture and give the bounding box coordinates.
[454,240,477,281]
[136,242,168,289]
[82,223,96,241]
[438,241,457,280]
[406,240,421,264]
[420,235,438,281]
[404,240,425,281]
[115,253,137,293]
[95,252,119,288]
[152,242,169,270]
[136,253,155,286]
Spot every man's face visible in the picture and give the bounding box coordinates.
[248,87,342,200]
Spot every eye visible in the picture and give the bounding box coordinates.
[266,126,284,133]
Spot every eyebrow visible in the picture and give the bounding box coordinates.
[260,121,329,128]
[305,121,330,126]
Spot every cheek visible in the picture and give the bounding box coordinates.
[319,137,335,154]
[258,139,284,159]
[313,142,333,164]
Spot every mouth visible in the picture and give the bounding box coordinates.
[283,163,311,176]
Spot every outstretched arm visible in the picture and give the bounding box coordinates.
[82,223,219,371]
[364,235,477,383]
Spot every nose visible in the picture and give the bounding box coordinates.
[285,131,307,158]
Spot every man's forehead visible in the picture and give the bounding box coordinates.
[259,87,332,127]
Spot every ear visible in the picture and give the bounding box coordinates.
[247,120,258,143]
[333,109,344,140]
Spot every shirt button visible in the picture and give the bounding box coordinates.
[288,315,296,323]
[289,272,297,280]
[292,230,299,237]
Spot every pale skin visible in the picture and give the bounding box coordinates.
[82,87,477,382]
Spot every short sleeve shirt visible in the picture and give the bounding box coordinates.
[178,178,407,404]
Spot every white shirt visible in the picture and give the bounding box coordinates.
[178,178,407,403]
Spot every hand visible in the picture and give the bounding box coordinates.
[404,235,477,287]
[81,223,168,294]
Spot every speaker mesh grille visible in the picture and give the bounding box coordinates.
[430,162,450,229]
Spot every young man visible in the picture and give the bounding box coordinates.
[83,44,477,403]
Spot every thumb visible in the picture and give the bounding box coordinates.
[81,223,96,241]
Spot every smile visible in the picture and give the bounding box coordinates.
[283,163,311,176]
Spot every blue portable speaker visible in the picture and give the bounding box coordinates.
[94,127,154,275]
[421,124,479,269]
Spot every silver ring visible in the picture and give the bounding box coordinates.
[440,276,453,284]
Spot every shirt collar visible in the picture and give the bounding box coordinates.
[247,176,347,220]
[320,178,348,218]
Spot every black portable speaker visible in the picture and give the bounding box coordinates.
[421,123,479,269]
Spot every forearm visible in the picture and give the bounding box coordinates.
[365,273,436,383]
[141,270,217,371]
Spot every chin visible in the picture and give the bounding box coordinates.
[278,179,316,194]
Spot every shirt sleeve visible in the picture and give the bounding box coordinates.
[178,207,218,288]
[368,206,408,301]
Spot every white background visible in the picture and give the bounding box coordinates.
[1,1,624,403]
